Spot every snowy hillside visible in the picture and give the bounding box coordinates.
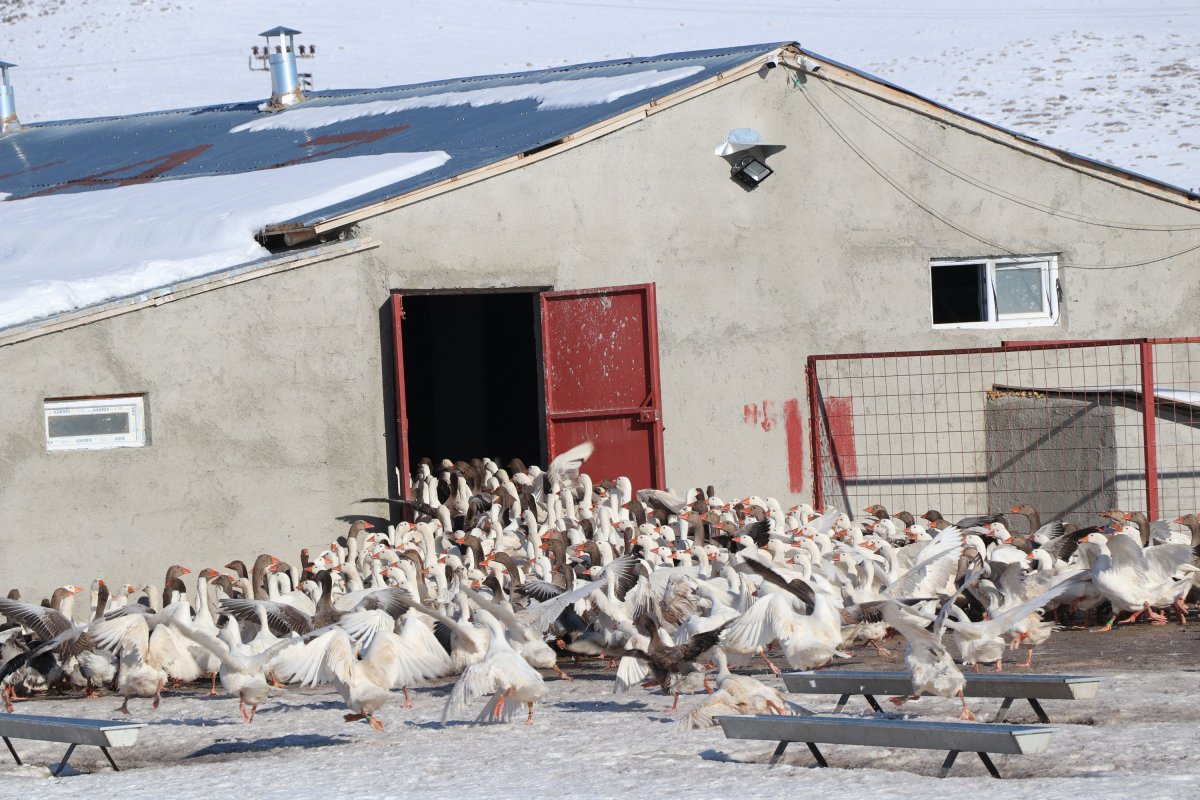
[1,0,1198,189]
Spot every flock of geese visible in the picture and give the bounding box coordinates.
[2,442,1198,730]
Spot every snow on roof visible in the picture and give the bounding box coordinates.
[228,66,706,133]
[0,152,448,329]
[0,44,777,331]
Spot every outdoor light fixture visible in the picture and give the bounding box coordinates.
[715,128,784,190]
[731,153,773,187]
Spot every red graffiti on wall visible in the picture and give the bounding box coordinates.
[743,397,804,493]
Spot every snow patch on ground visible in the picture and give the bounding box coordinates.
[0,151,449,329]
[0,663,1195,800]
[230,67,705,133]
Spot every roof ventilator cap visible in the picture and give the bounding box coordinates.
[0,61,19,134]
[256,26,306,111]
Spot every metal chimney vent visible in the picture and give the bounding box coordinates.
[0,62,18,134]
[249,27,316,111]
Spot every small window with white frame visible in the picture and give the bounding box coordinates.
[930,254,1059,329]
[44,395,148,451]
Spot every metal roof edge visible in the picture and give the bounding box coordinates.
[796,46,1200,207]
[0,237,378,348]
[263,43,789,237]
[16,43,790,129]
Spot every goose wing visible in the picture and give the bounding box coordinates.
[741,559,816,613]
[520,554,640,634]
[973,575,1083,637]
[1105,533,1150,577]
[0,599,74,642]
[1143,542,1194,582]
[382,596,485,654]
[89,614,151,663]
[219,599,314,636]
[885,526,963,599]
[547,441,594,491]
[272,628,346,687]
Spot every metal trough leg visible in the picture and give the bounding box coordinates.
[100,747,120,772]
[3,737,20,766]
[52,743,77,778]
[939,750,959,778]
[806,742,828,768]
[863,694,884,713]
[993,697,1014,723]
[1027,698,1051,723]
[977,751,1002,779]
[767,741,789,767]
[833,693,851,713]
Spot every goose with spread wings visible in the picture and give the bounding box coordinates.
[270,608,453,730]
[165,605,298,722]
[882,570,978,721]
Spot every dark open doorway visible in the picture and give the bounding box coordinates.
[399,291,546,472]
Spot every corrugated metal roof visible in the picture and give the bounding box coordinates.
[0,44,782,230]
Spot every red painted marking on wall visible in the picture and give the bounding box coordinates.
[825,395,858,479]
[761,400,776,432]
[743,403,759,427]
[783,398,804,493]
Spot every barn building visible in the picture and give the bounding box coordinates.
[2,37,1198,595]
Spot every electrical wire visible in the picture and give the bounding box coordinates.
[796,75,1200,271]
[818,77,1200,232]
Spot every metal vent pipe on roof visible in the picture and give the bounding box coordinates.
[259,26,304,109]
[0,62,18,134]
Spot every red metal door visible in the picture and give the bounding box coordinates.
[390,292,412,499]
[540,283,666,489]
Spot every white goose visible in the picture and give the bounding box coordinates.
[88,612,168,714]
[272,608,451,730]
[442,609,544,724]
[1081,532,1195,630]
[883,595,975,721]
[168,610,296,722]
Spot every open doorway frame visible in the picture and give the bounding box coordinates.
[389,282,666,498]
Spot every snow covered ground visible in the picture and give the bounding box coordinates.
[1,1,1198,189]
[1,628,1198,800]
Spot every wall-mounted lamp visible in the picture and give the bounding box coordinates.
[731,153,773,187]
[715,128,785,190]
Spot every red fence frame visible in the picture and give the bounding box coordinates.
[807,337,1200,523]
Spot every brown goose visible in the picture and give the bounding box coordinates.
[1009,503,1042,534]
[1174,513,1200,547]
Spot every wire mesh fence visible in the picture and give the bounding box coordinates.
[807,338,1200,533]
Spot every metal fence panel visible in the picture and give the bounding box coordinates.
[807,338,1200,530]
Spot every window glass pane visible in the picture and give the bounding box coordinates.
[48,412,131,438]
[931,263,986,324]
[994,264,1045,316]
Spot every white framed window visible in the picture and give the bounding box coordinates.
[44,395,148,451]
[930,254,1059,329]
